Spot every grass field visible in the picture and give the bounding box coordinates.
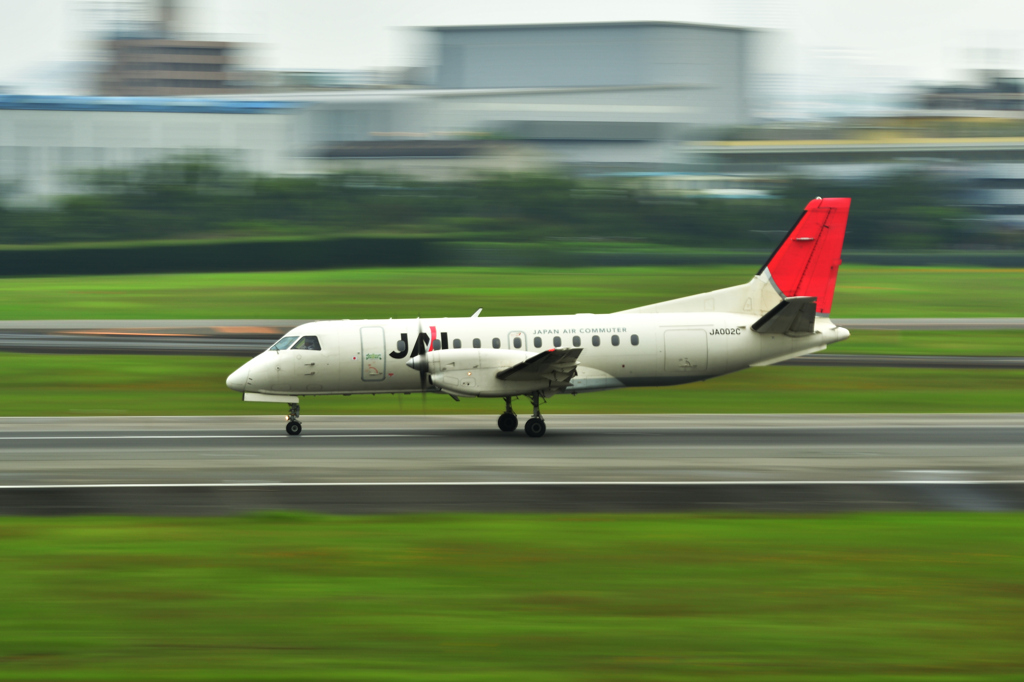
[2,513,1023,680]
[1,265,1022,320]
[1,266,1019,416]
[3,353,1019,416]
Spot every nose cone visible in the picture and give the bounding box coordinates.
[406,355,428,372]
[226,365,249,392]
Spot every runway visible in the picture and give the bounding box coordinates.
[1,319,1021,368]
[786,354,1024,369]
[1,414,1022,514]
[833,317,1024,330]
[0,331,269,356]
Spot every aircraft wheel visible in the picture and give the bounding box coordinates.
[498,413,519,432]
[286,421,302,436]
[524,418,546,438]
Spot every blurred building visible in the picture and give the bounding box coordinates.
[0,96,298,197]
[906,71,1024,226]
[683,117,1024,228]
[301,22,757,174]
[2,20,761,199]
[260,69,416,92]
[94,0,253,96]
[97,38,248,96]
[968,163,1024,227]
[920,71,1024,112]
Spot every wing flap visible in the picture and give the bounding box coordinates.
[496,347,583,382]
[752,296,817,335]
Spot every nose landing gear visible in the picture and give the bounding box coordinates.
[497,396,518,432]
[286,402,302,436]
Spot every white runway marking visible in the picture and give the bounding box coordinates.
[2,480,1024,490]
[0,434,427,441]
[897,469,977,474]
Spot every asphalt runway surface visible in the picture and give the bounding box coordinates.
[1,319,1021,368]
[1,414,1022,515]
[832,317,1024,330]
[788,354,1024,369]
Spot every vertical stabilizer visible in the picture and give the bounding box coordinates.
[758,197,850,315]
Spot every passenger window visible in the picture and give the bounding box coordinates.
[492,338,500,349]
[553,336,562,347]
[611,335,620,346]
[473,338,481,349]
[534,337,542,348]
[572,336,581,347]
[396,338,407,354]
[295,336,321,351]
[268,336,297,352]
[453,338,461,349]
[592,335,600,347]
[631,334,639,346]
[513,337,522,349]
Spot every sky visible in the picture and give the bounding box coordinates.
[2,0,1024,92]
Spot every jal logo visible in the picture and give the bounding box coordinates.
[389,326,448,359]
[710,328,742,336]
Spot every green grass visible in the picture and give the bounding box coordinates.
[2,513,1024,680]
[1,266,1019,416]
[3,353,1019,416]
[1,265,1022,320]
[827,330,1023,356]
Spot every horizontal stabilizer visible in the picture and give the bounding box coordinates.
[496,347,583,381]
[752,296,817,335]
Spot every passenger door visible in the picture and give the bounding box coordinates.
[360,326,387,381]
[508,330,528,358]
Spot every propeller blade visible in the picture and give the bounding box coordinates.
[417,317,428,397]
[418,317,428,412]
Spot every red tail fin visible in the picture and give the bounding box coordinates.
[758,197,850,316]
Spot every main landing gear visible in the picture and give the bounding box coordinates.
[496,394,545,437]
[525,392,546,439]
[285,402,302,436]
[497,396,518,432]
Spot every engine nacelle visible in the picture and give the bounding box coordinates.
[406,349,550,398]
[406,348,526,375]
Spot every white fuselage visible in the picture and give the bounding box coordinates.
[227,197,854,439]
[227,310,849,400]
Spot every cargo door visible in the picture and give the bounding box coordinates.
[360,326,386,381]
[663,329,708,375]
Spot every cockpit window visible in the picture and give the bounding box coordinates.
[268,336,298,351]
[294,336,321,351]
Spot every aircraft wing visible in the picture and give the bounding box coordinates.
[752,296,817,335]
[496,347,583,382]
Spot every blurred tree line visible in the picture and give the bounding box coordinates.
[0,158,1019,255]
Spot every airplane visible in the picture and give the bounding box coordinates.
[226,197,851,437]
